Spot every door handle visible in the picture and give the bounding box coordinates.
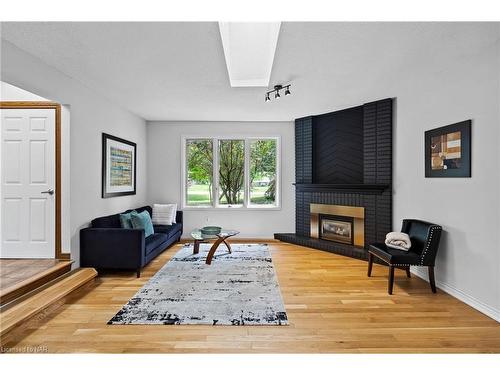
[41,189,55,195]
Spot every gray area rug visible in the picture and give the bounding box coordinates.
[108,243,288,325]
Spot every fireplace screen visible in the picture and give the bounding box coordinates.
[310,204,364,247]
[319,215,353,245]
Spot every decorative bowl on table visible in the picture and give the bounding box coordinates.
[201,226,222,235]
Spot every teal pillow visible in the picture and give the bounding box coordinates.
[130,211,154,237]
[119,211,137,229]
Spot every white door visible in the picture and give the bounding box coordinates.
[1,108,56,258]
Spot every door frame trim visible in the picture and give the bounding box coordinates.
[0,101,69,260]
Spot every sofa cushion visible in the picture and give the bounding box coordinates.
[152,203,177,225]
[145,233,168,255]
[369,243,421,265]
[91,206,152,229]
[131,206,153,218]
[154,223,182,238]
[130,211,154,237]
[91,213,121,228]
[119,211,137,229]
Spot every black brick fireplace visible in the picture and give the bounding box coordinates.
[275,98,393,260]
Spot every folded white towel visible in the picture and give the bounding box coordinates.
[385,232,412,251]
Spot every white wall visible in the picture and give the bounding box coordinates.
[1,41,148,266]
[392,36,500,321]
[0,81,71,255]
[1,81,48,101]
[147,121,295,238]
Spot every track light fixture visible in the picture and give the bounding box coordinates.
[265,84,291,102]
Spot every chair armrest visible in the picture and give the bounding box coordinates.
[80,228,145,269]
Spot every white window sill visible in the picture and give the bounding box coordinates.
[181,206,281,211]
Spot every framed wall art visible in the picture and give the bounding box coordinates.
[425,120,471,178]
[102,133,137,198]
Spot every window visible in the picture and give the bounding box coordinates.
[185,139,213,207]
[249,139,277,206]
[183,137,280,209]
[218,139,245,207]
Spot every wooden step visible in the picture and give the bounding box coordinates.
[0,260,74,305]
[0,268,97,342]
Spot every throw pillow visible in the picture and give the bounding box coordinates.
[152,203,177,225]
[119,210,137,229]
[130,210,154,237]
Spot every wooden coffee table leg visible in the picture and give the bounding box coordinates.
[205,237,225,265]
[223,239,231,253]
[193,240,201,254]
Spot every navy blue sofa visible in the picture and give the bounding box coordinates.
[80,206,182,277]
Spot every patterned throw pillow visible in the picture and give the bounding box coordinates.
[130,211,154,237]
[119,210,137,229]
[152,203,177,225]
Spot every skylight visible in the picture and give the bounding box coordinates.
[218,22,281,87]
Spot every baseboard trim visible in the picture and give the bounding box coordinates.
[411,268,500,323]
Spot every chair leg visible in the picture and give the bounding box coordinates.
[136,268,141,278]
[428,266,437,293]
[388,266,395,295]
[406,266,411,278]
[367,252,373,277]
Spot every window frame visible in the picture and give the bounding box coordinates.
[181,135,281,210]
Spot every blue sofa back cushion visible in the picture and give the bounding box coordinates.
[91,206,152,228]
[130,210,155,237]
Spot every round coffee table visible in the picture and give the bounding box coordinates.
[190,229,240,265]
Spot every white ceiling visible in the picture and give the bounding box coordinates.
[1,22,498,121]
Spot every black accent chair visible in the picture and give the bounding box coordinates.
[80,206,182,277]
[368,219,442,294]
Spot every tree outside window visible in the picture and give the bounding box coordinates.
[186,139,213,206]
[249,139,277,206]
[218,139,245,206]
[184,137,279,208]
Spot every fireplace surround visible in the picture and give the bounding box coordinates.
[275,98,393,260]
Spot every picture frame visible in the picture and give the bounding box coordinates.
[102,133,137,198]
[425,120,471,178]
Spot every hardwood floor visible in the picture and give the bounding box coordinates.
[0,259,74,305]
[2,242,499,353]
[0,259,62,290]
